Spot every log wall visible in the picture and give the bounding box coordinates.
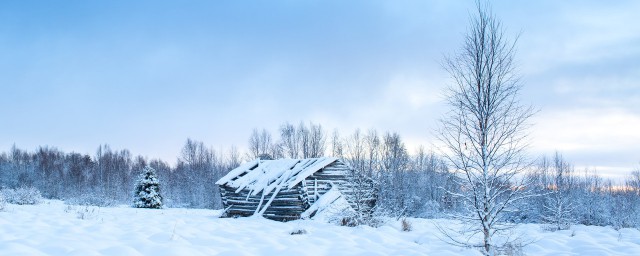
[303,161,377,216]
[219,159,377,222]
[219,184,309,221]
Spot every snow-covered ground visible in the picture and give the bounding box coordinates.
[1,200,640,256]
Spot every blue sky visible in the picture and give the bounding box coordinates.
[0,1,638,178]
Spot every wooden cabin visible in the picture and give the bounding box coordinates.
[216,157,376,221]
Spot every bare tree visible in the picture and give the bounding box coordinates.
[277,121,327,159]
[364,129,381,177]
[542,152,575,231]
[344,129,366,173]
[279,122,300,159]
[226,145,242,169]
[379,132,410,215]
[380,132,408,174]
[437,1,534,254]
[307,122,327,158]
[627,167,640,196]
[178,139,215,208]
[298,122,311,158]
[330,129,344,158]
[248,128,274,160]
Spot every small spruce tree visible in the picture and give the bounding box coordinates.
[133,166,163,209]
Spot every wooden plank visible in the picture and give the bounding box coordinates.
[228,206,305,212]
[223,200,307,206]
[221,190,305,196]
[222,193,305,198]
[222,196,305,201]
[225,204,307,210]
[221,187,304,193]
[225,203,307,209]
[227,207,306,212]
[308,174,348,179]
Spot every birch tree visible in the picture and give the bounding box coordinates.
[542,152,575,231]
[437,1,534,254]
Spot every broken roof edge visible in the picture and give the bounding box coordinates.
[215,157,340,191]
[286,157,339,189]
[215,159,260,186]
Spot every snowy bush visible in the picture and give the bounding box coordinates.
[289,228,307,235]
[339,216,358,227]
[401,218,412,232]
[64,205,101,220]
[133,166,163,209]
[1,189,16,203]
[1,187,42,205]
[0,193,6,211]
[76,206,100,220]
[495,240,525,256]
[335,213,385,228]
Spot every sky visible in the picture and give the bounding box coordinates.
[0,1,638,179]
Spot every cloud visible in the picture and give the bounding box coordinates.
[531,107,640,178]
[518,1,640,75]
[0,0,637,177]
[533,108,640,151]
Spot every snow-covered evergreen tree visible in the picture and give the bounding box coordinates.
[133,166,162,209]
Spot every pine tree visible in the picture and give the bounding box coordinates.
[133,166,162,209]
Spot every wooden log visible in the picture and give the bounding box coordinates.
[225,204,307,210]
[308,176,348,181]
[225,202,307,209]
[220,190,304,197]
[317,169,349,173]
[227,207,305,214]
[228,207,306,213]
[221,190,304,196]
[221,195,304,202]
[224,200,306,206]
[221,196,305,202]
[221,193,307,200]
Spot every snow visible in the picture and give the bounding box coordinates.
[301,186,351,220]
[287,157,339,189]
[214,159,260,186]
[2,200,640,255]
[216,157,338,195]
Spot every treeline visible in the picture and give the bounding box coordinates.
[1,121,639,229]
[519,153,640,229]
[248,122,463,217]
[0,121,458,215]
[246,121,640,228]
[0,141,239,208]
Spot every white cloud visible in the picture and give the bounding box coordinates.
[531,108,640,179]
[532,108,640,153]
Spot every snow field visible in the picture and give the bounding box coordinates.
[1,200,640,255]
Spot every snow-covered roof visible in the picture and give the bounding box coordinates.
[216,157,338,196]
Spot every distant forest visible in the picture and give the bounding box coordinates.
[1,121,639,228]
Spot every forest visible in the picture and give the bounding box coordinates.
[1,121,639,230]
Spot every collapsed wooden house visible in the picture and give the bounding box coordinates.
[215,157,376,221]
